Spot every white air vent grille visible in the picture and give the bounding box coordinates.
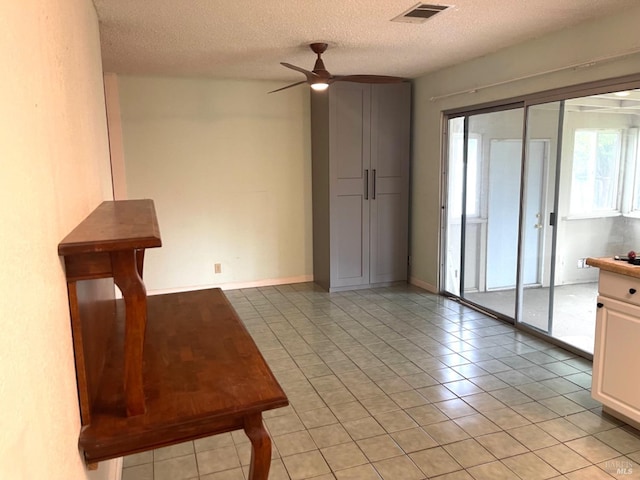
[392,3,450,23]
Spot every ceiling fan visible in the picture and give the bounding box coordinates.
[270,43,407,94]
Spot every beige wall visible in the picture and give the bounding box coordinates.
[111,6,640,295]
[411,5,640,291]
[0,1,115,479]
[116,76,312,292]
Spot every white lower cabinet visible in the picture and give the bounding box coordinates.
[592,271,640,425]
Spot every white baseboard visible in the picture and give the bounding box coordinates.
[86,457,122,480]
[147,275,314,296]
[111,457,123,480]
[409,276,438,294]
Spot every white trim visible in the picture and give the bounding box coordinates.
[111,457,123,480]
[147,275,313,295]
[86,457,122,480]
[409,276,438,294]
[565,212,621,220]
[429,47,640,101]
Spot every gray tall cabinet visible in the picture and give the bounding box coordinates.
[311,82,411,292]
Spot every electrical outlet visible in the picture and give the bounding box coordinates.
[577,258,587,269]
[214,263,222,274]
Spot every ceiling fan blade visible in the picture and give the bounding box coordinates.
[281,62,318,82]
[268,80,307,94]
[331,75,407,84]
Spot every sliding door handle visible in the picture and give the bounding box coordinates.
[372,169,377,200]
[364,169,369,200]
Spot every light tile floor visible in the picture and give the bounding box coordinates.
[121,283,640,480]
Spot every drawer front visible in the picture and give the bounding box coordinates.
[599,271,640,307]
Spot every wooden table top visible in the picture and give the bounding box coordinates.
[58,200,161,255]
[586,257,640,279]
[80,288,288,461]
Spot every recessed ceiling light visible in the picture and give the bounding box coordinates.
[614,91,631,97]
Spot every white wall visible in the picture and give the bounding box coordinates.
[117,76,312,292]
[0,1,116,479]
[411,5,640,290]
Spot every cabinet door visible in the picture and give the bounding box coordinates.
[329,83,371,288]
[369,83,411,284]
[592,295,640,424]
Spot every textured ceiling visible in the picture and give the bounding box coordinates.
[93,0,639,83]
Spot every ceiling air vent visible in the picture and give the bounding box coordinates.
[392,3,450,24]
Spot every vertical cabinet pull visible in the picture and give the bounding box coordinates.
[372,169,377,200]
[364,170,369,200]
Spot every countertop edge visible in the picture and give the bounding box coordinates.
[586,257,640,279]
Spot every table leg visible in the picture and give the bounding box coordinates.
[243,414,271,480]
[112,249,147,416]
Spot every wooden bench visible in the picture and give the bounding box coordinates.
[58,200,288,479]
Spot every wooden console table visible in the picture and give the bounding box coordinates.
[58,200,288,479]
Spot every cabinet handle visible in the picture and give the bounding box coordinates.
[372,169,377,200]
[630,288,637,295]
[364,170,369,200]
[597,302,604,308]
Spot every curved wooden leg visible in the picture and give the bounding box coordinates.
[243,414,272,480]
[112,249,147,416]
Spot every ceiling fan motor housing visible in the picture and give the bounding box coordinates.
[310,43,328,54]
[310,43,331,80]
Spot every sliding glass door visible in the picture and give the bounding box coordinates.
[442,86,640,355]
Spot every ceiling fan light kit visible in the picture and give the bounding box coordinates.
[311,82,329,91]
[270,42,407,94]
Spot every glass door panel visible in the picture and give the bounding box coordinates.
[461,108,524,318]
[443,117,464,296]
[548,90,640,353]
[519,101,563,334]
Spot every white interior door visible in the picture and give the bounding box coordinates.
[522,141,547,285]
[487,140,545,290]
